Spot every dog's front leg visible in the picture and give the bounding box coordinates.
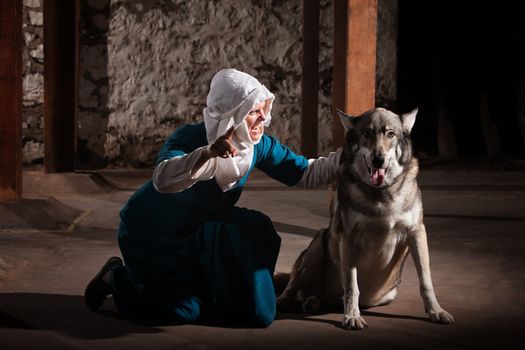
[339,235,368,330]
[408,224,454,324]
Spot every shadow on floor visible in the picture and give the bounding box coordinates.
[1,293,523,349]
[273,222,320,237]
[0,292,337,335]
[72,226,118,242]
[0,293,161,340]
[0,198,84,231]
[275,306,429,329]
[425,213,525,222]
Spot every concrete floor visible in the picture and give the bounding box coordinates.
[0,168,524,349]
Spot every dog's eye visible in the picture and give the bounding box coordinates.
[386,131,396,139]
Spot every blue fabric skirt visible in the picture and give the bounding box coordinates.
[111,206,281,327]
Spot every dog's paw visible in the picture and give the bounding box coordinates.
[302,296,321,313]
[342,314,368,330]
[428,308,455,324]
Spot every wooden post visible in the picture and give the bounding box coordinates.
[44,0,80,173]
[301,0,320,158]
[0,0,23,201]
[332,0,377,148]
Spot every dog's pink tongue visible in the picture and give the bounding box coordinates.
[371,168,386,186]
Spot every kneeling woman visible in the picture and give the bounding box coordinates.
[85,69,340,327]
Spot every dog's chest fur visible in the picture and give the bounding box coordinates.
[333,186,419,259]
[349,198,418,267]
[325,167,421,305]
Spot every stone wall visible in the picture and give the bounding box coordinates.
[101,0,304,167]
[23,0,398,167]
[22,0,44,163]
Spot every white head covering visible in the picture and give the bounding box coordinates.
[203,69,275,191]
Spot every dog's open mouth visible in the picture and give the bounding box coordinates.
[371,168,386,186]
[364,156,387,187]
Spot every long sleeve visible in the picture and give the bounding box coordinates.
[295,148,342,189]
[255,135,310,186]
[153,145,218,193]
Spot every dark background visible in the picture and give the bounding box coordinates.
[397,0,525,161]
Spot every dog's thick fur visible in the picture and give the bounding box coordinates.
[277,107,454,329]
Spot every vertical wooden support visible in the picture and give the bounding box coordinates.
[0,0,23,201]
[301,0,320,158]
[333,0,377,148]
[44,0,80,173]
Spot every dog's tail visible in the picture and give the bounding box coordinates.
[273,271,290,295]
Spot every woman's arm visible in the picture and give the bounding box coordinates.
[255,134,341,189]
[295,148,342,189]
[153,127,237,193]
[153,146,217,193]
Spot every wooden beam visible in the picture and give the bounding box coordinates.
[0,0,23,201]
[332,0,377,148]
[301,0,320,158]
[44,0,80,173]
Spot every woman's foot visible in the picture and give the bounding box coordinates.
[84,256,123,311]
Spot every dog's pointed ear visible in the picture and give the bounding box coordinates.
[401,108,418,134]
[336,108,357,131]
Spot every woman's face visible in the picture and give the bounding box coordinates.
[245,101,267,142]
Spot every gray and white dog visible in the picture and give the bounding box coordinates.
[276,107,454,330]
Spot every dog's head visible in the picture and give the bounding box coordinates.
[337,107,418,188]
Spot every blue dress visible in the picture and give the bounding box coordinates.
[110,122,308,327]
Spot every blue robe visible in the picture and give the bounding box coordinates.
[110,122,308,327]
